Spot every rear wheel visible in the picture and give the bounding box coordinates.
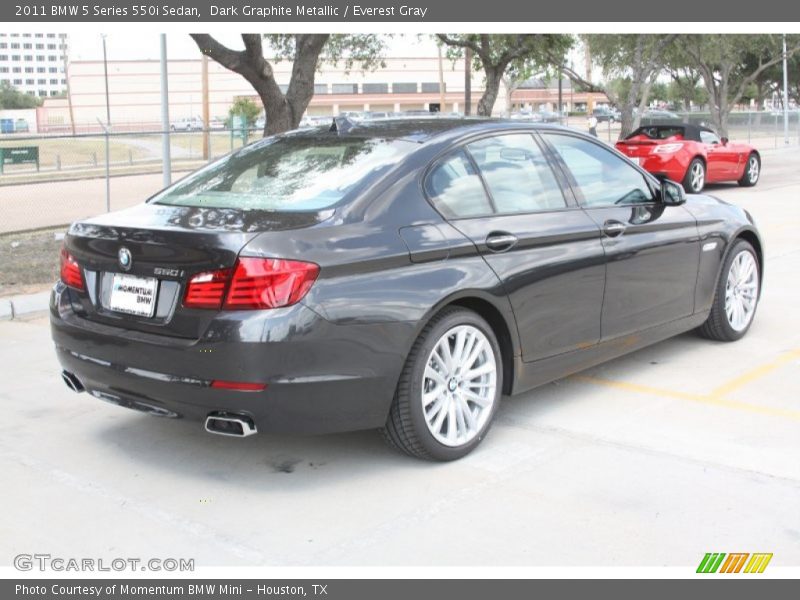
[699,239,760,341]
[381,307,502,461]
[738,153,760,187]
[683,158,706,193]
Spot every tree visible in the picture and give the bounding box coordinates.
[666,67,707,111]
[191,34,387,136]
[573,35,677,137]
[228,97,261,128]
[0,82,42,109]
[677,35,800,135]
[436,34,572,117]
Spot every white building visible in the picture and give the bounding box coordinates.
[0,33,69,99]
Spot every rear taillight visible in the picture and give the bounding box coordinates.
[653,143,683,154]
[59,247,84,291]
[224,258,319,309]
[183,268,232,309]
[183,258,319,311]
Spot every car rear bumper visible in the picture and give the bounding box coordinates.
[50,283,413,434]
[637,154,688,182]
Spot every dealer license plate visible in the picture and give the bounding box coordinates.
[108,273,158,317]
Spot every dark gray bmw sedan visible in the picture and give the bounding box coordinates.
[51,118,763,460]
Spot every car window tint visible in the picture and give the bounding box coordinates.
[700,131,720,144]
[425,150,493,218]
[466,134,566,213]
[545,134,655,207]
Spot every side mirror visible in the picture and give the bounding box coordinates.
[721,136,729,145]
[661,179,687,205]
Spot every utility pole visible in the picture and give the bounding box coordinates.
[783,33,790,145]
[464,47,472,116]
[101,34,110,212]
[202,53,210,160]
[437,44,446,113]
[558,68,563,122]
[62,40,76,135]
[584,41,594,114]
[160,34,172,187]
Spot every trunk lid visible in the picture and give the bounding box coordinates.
[65,202,329,338]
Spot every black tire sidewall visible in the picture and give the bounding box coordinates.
[406,310,503,461]
[739,153,760,187]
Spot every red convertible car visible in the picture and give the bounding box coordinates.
[615,123,761,193]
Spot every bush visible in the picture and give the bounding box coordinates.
[228,98,261,128]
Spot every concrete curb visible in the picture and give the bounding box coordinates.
[0,290,50,321]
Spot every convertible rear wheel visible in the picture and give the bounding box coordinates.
[381,307,502,461]
[699,239,760,341]
[738,153,760,187]
[683,158,706,193]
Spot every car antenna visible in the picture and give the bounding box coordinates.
[330,115,356,134]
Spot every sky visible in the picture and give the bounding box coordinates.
[68,33,441,61]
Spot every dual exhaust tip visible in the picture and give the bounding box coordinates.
[62,370,257,438]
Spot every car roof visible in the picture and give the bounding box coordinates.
[628,121,715,142]
[284,117,568,144]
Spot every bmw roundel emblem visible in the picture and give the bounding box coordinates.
[118,247,132,271]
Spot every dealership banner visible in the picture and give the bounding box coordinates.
[4,0,800,22]
[4,579,800,599]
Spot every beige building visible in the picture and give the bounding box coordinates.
[36,56,607,133]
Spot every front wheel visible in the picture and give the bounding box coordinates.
[699,239,760,341]
[738,153,760,187]
[381,307,503,461]
[683,158,706,193]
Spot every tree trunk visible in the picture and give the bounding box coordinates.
[190,33,328,137]
[478,66,502,117]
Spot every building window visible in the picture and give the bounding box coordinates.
[0,55,7,61]
[24,55,33,61]
[47,44,56,50]
[37,67,45,73]
[0,43,6,49]
[10,43,20,49]
[48,55,57,61]
[61,78,66,84]
[392,82,418,93]
[421,82,444,93]
[0,67,8,73]
[12,67,21,73]
[38,90,47,96]
[50,90,59,96]
[35,34,43,38]
[25,67,33,73]
[37,78,45,84]
[47,34,55,38]
[332,83,358,94]
[25,78,34,85]
[23,43,32,49]
[50,78,58,84]
[49,67,57,73]
[13,79,22,85]
[36,44,44,50]
[363,83,389,94]
[313,83,328,94]
[11,55,20,61]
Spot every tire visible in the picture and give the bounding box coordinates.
[699,239,760,342]
[381,307,503,461]
[737,152,760,187]
[682,158,706,193]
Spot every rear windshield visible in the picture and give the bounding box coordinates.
[151,135,416,211]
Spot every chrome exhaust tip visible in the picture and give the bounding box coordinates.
[61,370,85,393]
[205,412,257,437]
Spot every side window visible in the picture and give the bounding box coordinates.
[466,134,567,214]
[545,134,655,207]
[425,150,493,218]
[700,130,720,145]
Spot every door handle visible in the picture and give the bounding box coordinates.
[603,220,626,237]
[485,232,518,252]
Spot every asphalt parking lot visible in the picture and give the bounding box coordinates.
[1,148,799,568]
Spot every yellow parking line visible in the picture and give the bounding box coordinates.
[573,374,800,422]
[709,349,800,398]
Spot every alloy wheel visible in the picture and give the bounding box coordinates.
[724,250,759,332]
[421,325,497,447]
[690,162,705,192]
[747,156,760,184]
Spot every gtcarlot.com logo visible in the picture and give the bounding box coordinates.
[14,553,195,572]
[697,552,773,574]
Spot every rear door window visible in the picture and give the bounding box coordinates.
[424,150,494,218]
